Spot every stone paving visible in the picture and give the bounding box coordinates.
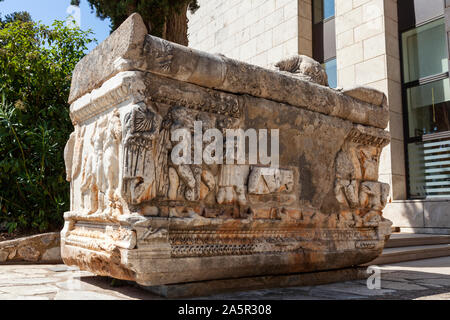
[0,257,449,300]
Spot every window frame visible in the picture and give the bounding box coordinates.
[312,0,337,86]
[399,15,450,199]
[322,57,337,88]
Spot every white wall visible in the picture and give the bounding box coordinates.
[188,0,300,67]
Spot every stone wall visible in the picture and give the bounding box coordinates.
[383,200,450,235]
[188,0,304,67]
[335,0,406,202]
[0,233,61,264]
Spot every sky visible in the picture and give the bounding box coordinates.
[0,0,111,52]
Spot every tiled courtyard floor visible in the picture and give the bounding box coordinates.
[0,257,449,300]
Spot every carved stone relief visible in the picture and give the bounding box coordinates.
[334,129,390,226]
[78,110,123,216]
[248,167,294,195]
[122,102,162,205]
[64,125,85,182]
[62,14,393,288]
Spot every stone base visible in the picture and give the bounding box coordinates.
[399,228,450,235]
[61,214,391,287]
[384,200,450,234]
[141,267,368,298]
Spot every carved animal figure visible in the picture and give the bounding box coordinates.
[275,55,329,86]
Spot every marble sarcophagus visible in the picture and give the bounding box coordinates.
[62,13,392,286]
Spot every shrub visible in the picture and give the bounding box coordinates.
[0,19,94,233]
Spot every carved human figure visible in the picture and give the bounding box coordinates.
[64,125,85,182]
[335,179,360,209]
[64,131,76,182]
[103,109,123,215]
[216,117,248,206]
[161,107,218,202]
[80,118,107,214]
[93,117,108,214]
[122,102,162,205]
[167,106,199,201]
[359,181,390,211]
[357,146,380,181]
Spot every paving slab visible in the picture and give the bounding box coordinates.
[0,284,58,296]
[415,292,450,300]
[0,257,448,300]
[376,280,428,291]
[310,282,396,297]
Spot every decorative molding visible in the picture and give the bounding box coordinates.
[70,71,146,125]
[347,126,390,147]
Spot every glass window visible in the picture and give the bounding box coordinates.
[402,18,448,83]
[323,0,335,20]
[407,78,450,137]
[323,58,337,88]
[313,0,335,24]
[408,138,450,199]
[402,18,450,199]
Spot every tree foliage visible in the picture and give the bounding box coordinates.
[0,17,94,233]
[71,0,199,45]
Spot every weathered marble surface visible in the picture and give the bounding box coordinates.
[62,13,392,286]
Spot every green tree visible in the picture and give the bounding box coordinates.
[71,0,199,45]
[0,18,94,233]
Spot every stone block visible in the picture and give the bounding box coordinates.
[389,111,404,141]
[379,143,392,175]
[354,16,383,42]
[298,16,312,41]
[391,174,407,201]
[390,138,406,176]
[353,0,372,9]
[363,33,386,60]
[424,201,450,228]
[387,79,403,114]
[386,55,402,83]
[384,0,398,22]
[142,267,368,298]
[298,37,313,57]
[0,232,61,264]
[62,14,392,287]
[362,0,384,23]
[299,0,312,20]
[385,16,399,38]
[336,7,363,35]
[338,65,356,88]
[338,42,364,69]
[337,29,354,50]
[355,55,386,84]
[386,34,400,60]
[383,201,425,228]
[336,0,353,16]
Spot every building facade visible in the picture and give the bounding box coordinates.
[188,0,450,234]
